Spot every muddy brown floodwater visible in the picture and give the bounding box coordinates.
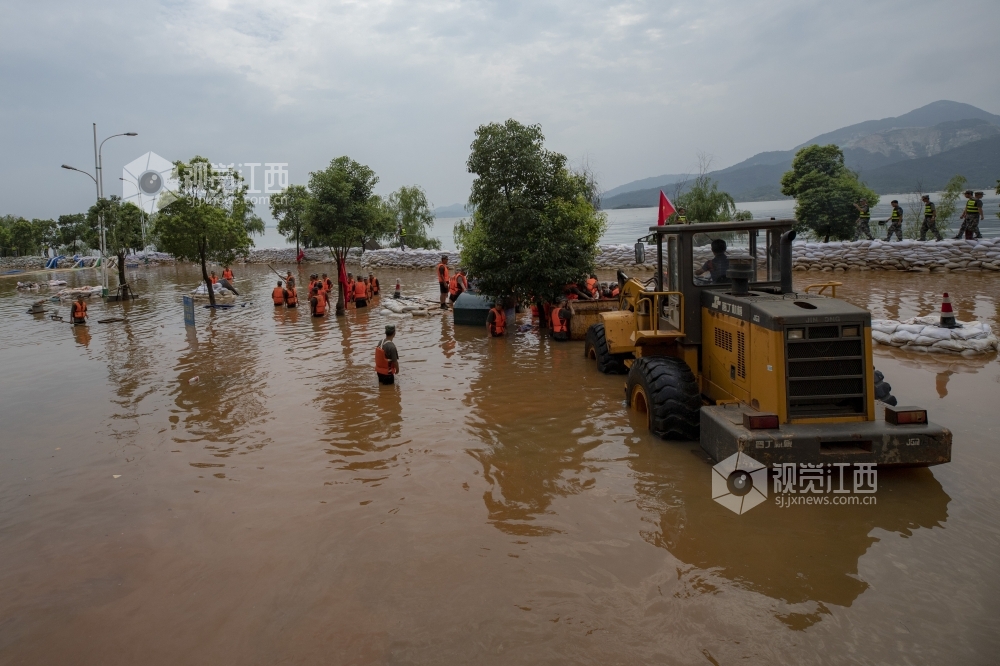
[1,263,999,664]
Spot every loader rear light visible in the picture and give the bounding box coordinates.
[787,328,804,340]
[743,412,779,430]
[884,406,927,425]
[842,326,859,337]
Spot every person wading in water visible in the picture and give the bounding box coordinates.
[71,294,88,324]
[375,325,400,385]
[437,256,450,309]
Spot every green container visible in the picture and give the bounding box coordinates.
[453,292,493,326]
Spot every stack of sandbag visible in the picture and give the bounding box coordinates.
[871,316,998,355]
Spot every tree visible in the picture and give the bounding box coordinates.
[153,156,264,306]
[456,119,607,319]
[781,145,879,242]
[387,185,441,249]
[9,218,36,255]
[57,213,91,253]
[668,156,749,223]
[305,156,389,315]
[31,219,58,252]
[0,222,10,256]
[88,198,145,287]
[937,175,968,233]
[270,184,310,260]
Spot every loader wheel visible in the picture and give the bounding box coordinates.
[585,323,627,375]
[874,369,898,406]
[626,356,701,441]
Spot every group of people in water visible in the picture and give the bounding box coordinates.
[269,270,383,317]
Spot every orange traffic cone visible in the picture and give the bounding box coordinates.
[938,292,960,329]
[393,278,401,299]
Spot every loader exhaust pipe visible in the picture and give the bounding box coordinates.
[780,229,796,294]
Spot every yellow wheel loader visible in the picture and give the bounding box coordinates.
[584,219,951,467]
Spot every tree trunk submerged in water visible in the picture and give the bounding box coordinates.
[335,249,347,316]
[117,250,127,291]
[200,245,216,307]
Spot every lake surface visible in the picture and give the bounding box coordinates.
[1,264,998,663]
[252,192,1000,251]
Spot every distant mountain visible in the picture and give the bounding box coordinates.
[602,101,1000,208]
[433,203,469,218]
[858,135,1000,193]
[602,173,690,198]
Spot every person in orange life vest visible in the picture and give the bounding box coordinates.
[308,274,317,294]
[436,255,450,309]
[365,277,373,300]
[368,273,380,296]
[564,282,591,301]
[222,266,234,281]
[354,276,369,308]
[322,273,333,294]
[71,294,88,324]
[210,271,219,285]
[550,299,571,341]
[448,268,468,304]
[285,271,296,291]
[375,324,399,385]
[285,281,298,308]
[610,283,620,298]
[310,286,327,317]
[584,274,599,299]
[346,273,356,304]
[486,301,506,337]
[272,280,287,306]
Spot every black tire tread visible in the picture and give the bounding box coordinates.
[585,323,627,375]
[626,356,701,440]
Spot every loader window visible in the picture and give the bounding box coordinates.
[692,231,751,285]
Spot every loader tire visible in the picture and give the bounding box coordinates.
[874,369,898,406]
[625,356,701,440]
[585,323,627,375]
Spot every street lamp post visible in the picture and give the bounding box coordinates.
[62,125,138,297]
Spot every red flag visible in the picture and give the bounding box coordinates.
[657,191,676,225]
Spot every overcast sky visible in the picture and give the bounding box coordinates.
[2,0,998,221]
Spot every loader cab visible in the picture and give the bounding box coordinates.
[641,219,795,344]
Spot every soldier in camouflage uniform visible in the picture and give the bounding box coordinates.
[852,198,874,241]
[918,194,942,241]
[883,200,904,242]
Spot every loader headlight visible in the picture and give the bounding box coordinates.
[885,405,928,425]
[842,326,859,337]
[787,328,804,340]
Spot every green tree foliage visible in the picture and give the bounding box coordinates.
[0,219,11,255]
[57,213,91,253]
[270,184,310,258]
[781,145,878,242]
[305,156,391,315]
[31,219,58,251]
[87,197,145,286]
[152,156,264,306]
[671,173,738,222]
[10,218,37,255]
[456,119,607,314]
[387,185,441,250]
[936,175,968,232]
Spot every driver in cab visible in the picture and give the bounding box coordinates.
[694,239,730,284]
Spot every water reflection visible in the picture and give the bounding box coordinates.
[624,437,950,629]
[71,323,91,348]
[466,336,603,537]
[170,310,269,456]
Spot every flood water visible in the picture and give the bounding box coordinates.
[1,263,999,664]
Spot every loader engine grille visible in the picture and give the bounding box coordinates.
[785,324,866,417]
